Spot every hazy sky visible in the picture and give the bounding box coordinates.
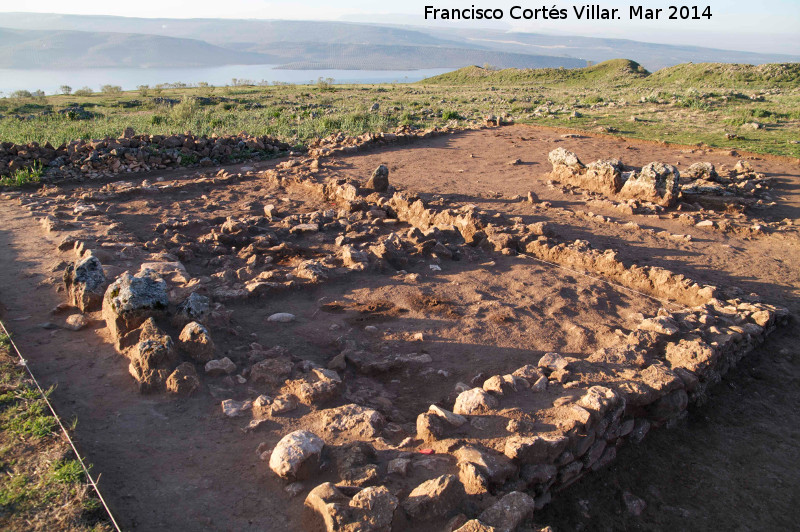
[3,0,799,54]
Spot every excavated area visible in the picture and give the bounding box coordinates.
[0,124,798,532]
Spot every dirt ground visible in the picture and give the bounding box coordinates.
[0,124,798,531]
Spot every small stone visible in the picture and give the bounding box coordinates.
[453,388,498,415]
[322,404,385,438]
[271,394,299,415]
[623,491,647,516]
[455,445,517,485]
[267,312,296,323]
[429,404,468,427]
[479,491,536,531]
[269,430,325,480]
[166,362,199,396]
[205,357,237,376]
[285,482,305,498]
[482,375,506,395]
[388,457,411,476]
[532,376,548,392]
[221,398,252,417]
[459,461,489,495]
[538,352,569,371]
[403,474,464,520]
[305,483,398,531]
[178,321,215,362]
[64,314,89,331]
[366,165,390,192]
[417,413,447,442]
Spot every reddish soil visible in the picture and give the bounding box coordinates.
[0,124,798,531]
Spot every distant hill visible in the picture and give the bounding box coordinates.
[0,28,277,69]
[422,59,650,86]
[0,27,586,71]
[644,62,800,88]
[0,12,797,71]
[421,59,800,89]
[269,43,586,70]
[423,27,800,71]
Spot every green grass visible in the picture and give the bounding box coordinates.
[0,59,798,158]
[0,339,110,531]
[0,161,43,187]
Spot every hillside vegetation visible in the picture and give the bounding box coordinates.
[0,60,797,159]
[422,59,651,86]
[422,60,799,89]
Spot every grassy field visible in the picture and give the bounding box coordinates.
[0,332,111,531]
[1,59,798,158]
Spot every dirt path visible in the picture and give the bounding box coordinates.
[0,124,798,531]
[0,207,303,531]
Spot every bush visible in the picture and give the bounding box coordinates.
[10,90,32,99]
[137,85,150,97]
[442,110,461,120]
[316,77,335,91]
[73,86,93,96]
[0,161,44,187]
[100,85,122,95]
[170,96,201,122]
[60,85,72,95]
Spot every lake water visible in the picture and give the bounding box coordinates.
[0,65,453,95]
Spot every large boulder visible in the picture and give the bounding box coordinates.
[128,318,180,393]
[305,483,398,532]
[63,256,107,312]
[269,430,325,480]
[103,269,168,348]
[619,162,680,207]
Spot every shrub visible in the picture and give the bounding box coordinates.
[0,161,44,187]
[73,86,93,96]
[316,77,335,91]
[137,85,150,97]
[442,110,461,120]
[10,90,32,99]
[100,84,122,95]
[170,96,201,122]
[59,85,72,95]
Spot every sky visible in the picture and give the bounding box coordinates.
[1,0,799,55]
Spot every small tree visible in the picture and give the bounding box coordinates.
[137,85,150,97]
[60,85,72,95]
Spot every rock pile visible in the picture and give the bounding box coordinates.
[0,131,291,180]
[548,148,680,207]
